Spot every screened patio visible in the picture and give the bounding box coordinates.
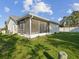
[18,17,50,35]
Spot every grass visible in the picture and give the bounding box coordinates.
[0,32,79,59]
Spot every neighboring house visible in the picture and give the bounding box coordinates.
[0,28,1,32]
[0,28,6,34]
[6,13,59,38]
[6,16,22,34]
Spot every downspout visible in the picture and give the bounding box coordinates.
[47,22,50,33]
[29,15,33,38]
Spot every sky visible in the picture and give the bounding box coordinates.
[0,0,79,28]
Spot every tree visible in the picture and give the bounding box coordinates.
[60,11,79,27]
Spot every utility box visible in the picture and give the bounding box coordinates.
[58,51,68,59]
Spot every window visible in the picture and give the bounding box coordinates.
[18,20,25,34]
[31,19,49,34]
[40,21,48,33]
[31,19,39,34]
[18,19,30,34]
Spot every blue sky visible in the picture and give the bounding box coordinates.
[0,0,79,28]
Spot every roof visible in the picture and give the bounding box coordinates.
[10,16,22,21]
[0,28,5,32]
[7,13,59,25]
[6,16,22,24]
[17,13,59,25]
[29,13,59,25]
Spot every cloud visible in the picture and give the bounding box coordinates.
[14,0,18,5]
[4,7,10,13]
[58,17,63,21]
[67,9,73,14]
[72,3,79,11]
[24,0,33,6]
[32,2,53,15]
[23,0,53,15]
[66,3,79,14]
[34,0,42,3]
[23,0,33,11]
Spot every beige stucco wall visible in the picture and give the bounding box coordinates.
[18,32,52,38]
[60,27,79,32]
[49,23,59,33]
[1,30,6,34]
[7,19,18,34]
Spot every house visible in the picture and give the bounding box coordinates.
[0,28,6,34]
[6,16,22,34]
[6,13,59,38]
[0,28,1,32]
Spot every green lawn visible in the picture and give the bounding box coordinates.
[0,32,79,59]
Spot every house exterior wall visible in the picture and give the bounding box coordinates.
[7,19,17,34]
[24,33,52,38]
[7,16,59,38]
[1,30,6,34]
[60,27,79,32]
[49,23,59,33]
[17,17,59,38]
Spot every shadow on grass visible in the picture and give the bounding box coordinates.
[27,46,39,59]
[0,34,19,59]
[27,44,51,59]
[34,44,51,51]
[43,51,54,59]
